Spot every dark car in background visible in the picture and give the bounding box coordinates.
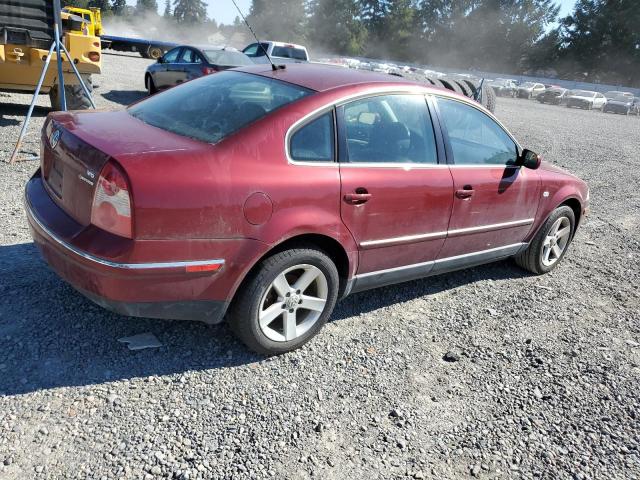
[537,87,568,105]
[602,92,636,115]
[145,45,253,94]
[488,78,517,97]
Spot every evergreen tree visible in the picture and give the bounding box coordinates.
[308,0,367,55]
[557,0,640,85]
[246,0,306,43]
[163,0,172,17]
[111,0,127,15]
[173,0,208,23]
[136,0,158,15]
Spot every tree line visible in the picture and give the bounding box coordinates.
[63,0,640,87]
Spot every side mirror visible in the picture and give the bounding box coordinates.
[157,57,164,64]
[518,149,541,169]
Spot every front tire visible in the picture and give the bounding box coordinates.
[49,75,93,110]
[228,248,340,355]
[515,206,576,275]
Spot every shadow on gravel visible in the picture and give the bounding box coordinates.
[101,90,147,106]
[0,242,530,396]
[0,103,50,126]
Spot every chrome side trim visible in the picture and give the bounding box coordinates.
[447,218,534,237]
[360,218,534,247]
[356,258,435,279]
[25,199,225,271]
[360,230,447,247]
[350,242,526,294]
[432,243,524,266]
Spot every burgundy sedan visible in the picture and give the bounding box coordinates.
[25,64,589,354]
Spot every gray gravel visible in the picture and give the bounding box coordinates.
[1,52,639,479]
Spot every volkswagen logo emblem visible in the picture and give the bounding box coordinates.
[49,129,61,149]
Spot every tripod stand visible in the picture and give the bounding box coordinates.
[8,3,96,164]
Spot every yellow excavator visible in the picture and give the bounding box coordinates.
[0,1,101,110]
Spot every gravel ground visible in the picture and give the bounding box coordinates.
[1,53,639,479]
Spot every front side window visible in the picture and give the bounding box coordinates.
[437,97,517,166]
[290,112,334,162]
[128,71,313,144]
[342,94,438,164]
[163,48,181,63]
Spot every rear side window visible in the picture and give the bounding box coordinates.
[437,97,517,166]
[180,49,201,63]
[290,112,334,162]
[128,71,313,144]
[272,46,307,61]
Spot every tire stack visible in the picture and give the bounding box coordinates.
[401,71,497,113]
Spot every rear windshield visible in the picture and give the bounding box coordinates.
[272,46,307,60]
[128,71,313,144]
[203,50,253,66]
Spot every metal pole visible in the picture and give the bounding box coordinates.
[9,42,56,164]
[59,43,96,108]
[53,23,66,111]
[52,0,66,111]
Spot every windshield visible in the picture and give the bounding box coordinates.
[203,50,253,66]
[570,90,595,97]
[520,82,535,88]
[128,71,313,144]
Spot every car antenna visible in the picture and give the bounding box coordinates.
[474,78,485,103]
[229,0,284,71]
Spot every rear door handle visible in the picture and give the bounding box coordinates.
[344,191,372,205]
[455,187,475,199]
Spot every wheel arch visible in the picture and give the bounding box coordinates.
[228,232,357,305]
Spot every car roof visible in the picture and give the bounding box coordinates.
[234,63,425,92]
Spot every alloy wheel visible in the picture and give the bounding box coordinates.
[541,217,571,267]
[258,264,328,342]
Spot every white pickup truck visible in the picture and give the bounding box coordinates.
[242,41,309,64]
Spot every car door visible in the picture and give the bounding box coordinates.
[178,48,203,83]
[595,93,606,109]
[433,95,541,262]
[154,47,182,88]
[337,94,454,279]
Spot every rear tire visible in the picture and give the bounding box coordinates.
[228,248,340,355]
[146,74,157,95]
[49,75,92,111]
[514,206,575,275]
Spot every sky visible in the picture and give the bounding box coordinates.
[130,0,578,26]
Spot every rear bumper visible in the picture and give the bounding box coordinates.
[25,172,266,324]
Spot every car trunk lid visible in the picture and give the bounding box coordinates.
[41,109,210,227]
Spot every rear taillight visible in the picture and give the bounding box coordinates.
[91,162,133,238]
[202,66,217,75]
